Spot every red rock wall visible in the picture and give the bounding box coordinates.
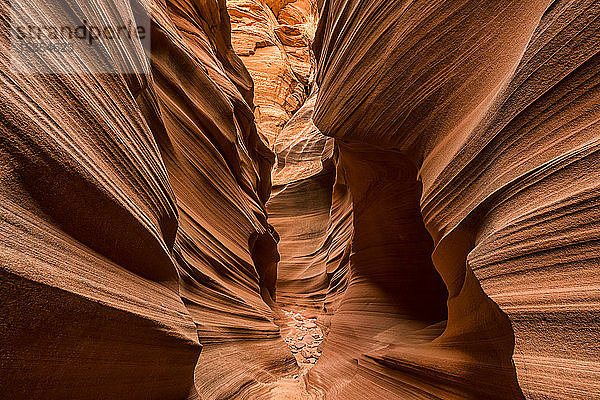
[266,92,338,308]
[226,0,344,311]
[310,0,600,399]
[227,0,318,145]
[2,0,598,398]
[1,0,295,398]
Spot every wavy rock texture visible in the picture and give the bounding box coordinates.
[227,0,318,145]
[309,0,600,399]
[1,0,296,398]
[1,0,599,399]
[227,0,344,311]
[266,92,334,308]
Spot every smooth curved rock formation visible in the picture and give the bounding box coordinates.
[308,0,600,399]
[1,0,599,399]
[1,0,295,398]
[267,91,337,309]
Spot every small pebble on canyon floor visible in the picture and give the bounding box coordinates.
[282,310,324,372]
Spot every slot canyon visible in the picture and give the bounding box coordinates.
[1,0,599,399]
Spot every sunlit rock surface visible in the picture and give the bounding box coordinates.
[227,0,318,145]
[227,0,342,311]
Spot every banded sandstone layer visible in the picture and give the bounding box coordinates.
[1,0,295,398]
[307,1,600,399]
[1,0,599,399]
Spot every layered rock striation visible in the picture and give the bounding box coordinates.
[1,0,598,399]
[1,0,295,398]
[227,0,318,145]
[226,0,346,312]
[308,0,600,399]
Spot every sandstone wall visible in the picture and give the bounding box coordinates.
[1,0,598,399]
[309,0,600,398]
[0,0,295,398]
[228,0,318,145]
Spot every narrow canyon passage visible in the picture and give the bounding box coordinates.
[230,2,519,399]
[228,0,335,390]
[1,0,599,399]
[221,0,600,398]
